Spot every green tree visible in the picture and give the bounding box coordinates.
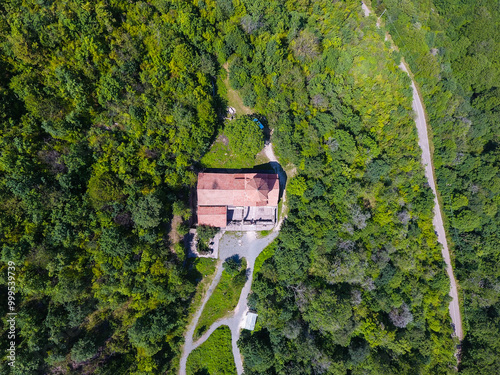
[197,225,219,245]
[224,117,264,161]
[223,256,241,276]
[100,227,132,257]
[131,194,162,229]
[239,330,275,373]
[453,210,482,232]
[128,307,177,356]
[71,337,97,363]
[88,173,124,209]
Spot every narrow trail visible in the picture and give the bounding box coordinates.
[362,0,464,344]
[179,143,287,375]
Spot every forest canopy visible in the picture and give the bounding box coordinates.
[0,0,496,374]
[0,0,219,373]
[372,0,500,372]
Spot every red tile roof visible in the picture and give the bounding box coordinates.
[198,206,227,215]
[197,173,279,207]
[198,206,227,227]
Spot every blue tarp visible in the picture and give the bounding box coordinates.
[253,118,264,129]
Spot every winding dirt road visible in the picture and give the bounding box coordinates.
[362,2,463,342]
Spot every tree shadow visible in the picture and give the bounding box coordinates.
[195,326,207,339]
[224,254,241,264]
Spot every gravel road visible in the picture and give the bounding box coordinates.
[362,1,464,341]
[399,62,464,340]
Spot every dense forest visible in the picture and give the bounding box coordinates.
[0,0,219,373]
[0,0,495,374]
[370,0,500,373]
[232,1,456,374]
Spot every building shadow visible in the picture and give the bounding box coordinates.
[253,162,287,202]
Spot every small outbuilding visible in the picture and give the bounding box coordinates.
[243,312,258,331]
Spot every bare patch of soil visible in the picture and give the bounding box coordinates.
[169,215,183,252]
[218,134,229,146]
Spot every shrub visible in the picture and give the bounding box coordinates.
[223,256,241,275]
[197,225,219,245]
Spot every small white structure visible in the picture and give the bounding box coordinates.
[243,312,258,331]
[225,107,237,121]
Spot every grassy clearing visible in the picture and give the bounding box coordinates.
[168,214,184,260]
[187,258,218,318]
[201,62,265,169]
[194,259,247,339]
[253,240,277,276]
[186,325,236,375]
[277,199,285,222]
[226,84,252,116]
[200,136,257,169]
[201,117,264,169]
[171,258,217,375]
[194,257,218,278]
[222,62,253,117]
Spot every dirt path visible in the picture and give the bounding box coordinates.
[179,259,224,374]
[179,144,287,374]
[361,0,463,342]
[168,215,182,252]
